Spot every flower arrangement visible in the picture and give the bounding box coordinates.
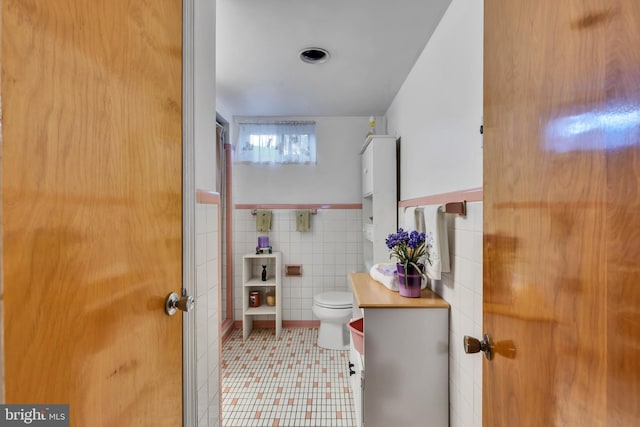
[385,228,433,286]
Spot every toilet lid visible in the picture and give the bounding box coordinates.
[314,291,353,309]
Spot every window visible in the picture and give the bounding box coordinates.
[235,121,316,164]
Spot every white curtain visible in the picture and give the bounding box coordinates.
[235,121,316,164]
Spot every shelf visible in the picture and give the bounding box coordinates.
[244,253,278,259]
[245,305,277,316]
[244,278,277,286]
[361,136,397,271]
[363,224,374,242]
[242,251,282,340]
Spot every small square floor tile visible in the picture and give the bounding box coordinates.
[222,328,355,427]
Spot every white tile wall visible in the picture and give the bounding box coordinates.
[231,203,481,425]
[232,209,363,321]
[400,201,483,427]
[195,202,221,426]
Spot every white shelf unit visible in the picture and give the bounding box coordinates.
[242,252,282,340]
[361,135,397,271]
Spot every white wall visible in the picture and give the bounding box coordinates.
[230,116,371,323]
[441,204,483,427]
[233,116,371,204]
[399,204,483,427]
[233,209,362,322]
[195,202,221,427]
[387,1,484,426]
[216,98,233,127]
[386,0,483,200]
[195,0,218,190]
[192,0,220,426]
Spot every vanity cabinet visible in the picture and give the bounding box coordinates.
[242,252,282,340]
[360,135,397,271]
[349,272,449,427]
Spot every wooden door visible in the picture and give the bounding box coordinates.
[1,1,183,425]
[483,1,640,425]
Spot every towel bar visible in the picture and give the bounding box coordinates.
[444,201,466,216]
[251,208,317,215]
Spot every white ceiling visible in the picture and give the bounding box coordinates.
[216,0,453,117]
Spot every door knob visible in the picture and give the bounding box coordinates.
[463,333,493,360]
[165,292,195,316]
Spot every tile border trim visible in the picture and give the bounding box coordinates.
[398,187,483,208]
[235,203,362,210]
[196,189,221,204]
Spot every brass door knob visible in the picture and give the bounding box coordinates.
[463,333,493,360]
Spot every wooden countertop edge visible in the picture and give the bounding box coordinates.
[349,272,450,309]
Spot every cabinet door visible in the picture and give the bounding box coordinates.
[362,144,373,196]
[349,344,364,427]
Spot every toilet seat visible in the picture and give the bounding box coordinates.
[314,291,353,309]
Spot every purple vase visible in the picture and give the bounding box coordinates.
[396,263,423,298]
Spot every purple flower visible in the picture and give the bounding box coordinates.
[407,231,425,249]
[386,228,433,266]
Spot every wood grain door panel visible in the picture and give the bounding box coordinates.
[2,1,183,425]
[484,0,640,425]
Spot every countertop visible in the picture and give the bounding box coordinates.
[350,272,450,309]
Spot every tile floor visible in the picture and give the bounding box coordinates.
[222,328,356,427]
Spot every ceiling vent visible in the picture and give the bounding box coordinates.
[299,47,330,64]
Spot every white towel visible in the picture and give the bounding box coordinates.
[424,205,451,281]
[369,262,427,291]
[369,262,399,291]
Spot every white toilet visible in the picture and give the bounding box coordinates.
[312,291,354,350]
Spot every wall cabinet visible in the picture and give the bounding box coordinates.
[360,135,397,271]
[349,272,450,427]
[242,252,282,340]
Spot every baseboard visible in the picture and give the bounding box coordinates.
[221,320,235,343]
[284,320,320,328]
[231,320,320,330]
